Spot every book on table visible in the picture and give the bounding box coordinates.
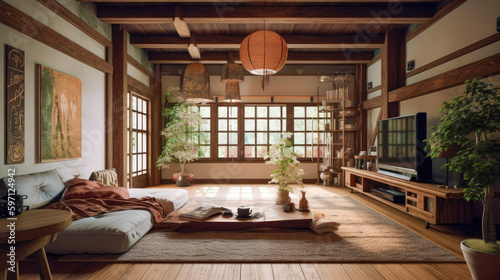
[180,205,226,220]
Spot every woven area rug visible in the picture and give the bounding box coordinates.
[59,188,463,263]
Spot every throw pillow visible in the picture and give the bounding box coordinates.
[89,168,119,186]
[63,178,130,200]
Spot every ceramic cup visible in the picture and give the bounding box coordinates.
[237,206,252,216]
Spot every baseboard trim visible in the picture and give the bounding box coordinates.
[161,179,317,184]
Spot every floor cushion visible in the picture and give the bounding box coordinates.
[45,209,153,254]
[128,188,189,215]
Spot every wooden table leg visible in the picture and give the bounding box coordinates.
[4,263,18,280]
[34,247,52,280]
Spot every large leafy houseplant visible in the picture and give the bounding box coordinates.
[264,132,305,192]
[156,88,207,176]
[425,79,500,253]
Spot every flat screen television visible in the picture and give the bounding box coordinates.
[377,113,431,182]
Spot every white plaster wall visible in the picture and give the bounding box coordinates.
[366,60,381,99]
[161,162,318,181]
[406,0,500,84]
[0,25,105,177]
[4,0,106,60]
[128,63,150,88]
[127,33,153,73]
[55,0,111,41]
[163,75,320,98]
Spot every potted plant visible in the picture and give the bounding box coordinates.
[157,88,207,187]
[425,79,500,280]
[264,132,305,205]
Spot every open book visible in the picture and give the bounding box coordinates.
[179,205,225,220]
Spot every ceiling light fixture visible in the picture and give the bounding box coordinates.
[239,29,288,90]
[221,53,244,102]
[181,63,211,103]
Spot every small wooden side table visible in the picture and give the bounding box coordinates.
[0,209,72,280]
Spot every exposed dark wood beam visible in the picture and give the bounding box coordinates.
[362,95,382,110]
[389,52,500,103]
[363,52,500,109]
[128,75,154,100]
[0,1,112,73]
[130,34,385,49]
[173,5,190,38]
[97,5,435,24]
[112,25,128,187]
[82,0,442,2]
[36,0,112,47]
[380,29,405,119]
[151,64,162,186]
[148,52,374,64]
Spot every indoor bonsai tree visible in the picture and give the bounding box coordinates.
[157,87,207,186]
[264,132,305,204]
[425,79,500,279]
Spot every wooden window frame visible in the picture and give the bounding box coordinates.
[188,102,320,163]
[127,89,151,188]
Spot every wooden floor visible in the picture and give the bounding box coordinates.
[20,184,477,280]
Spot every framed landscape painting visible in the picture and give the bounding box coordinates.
[39,65,82,162]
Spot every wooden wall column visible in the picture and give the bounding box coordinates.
[112,25,128,187]
[381,29,406,119]
[151,64,163,186]
[356,63,368,152]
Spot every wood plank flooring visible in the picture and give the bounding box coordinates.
[19,184,476,280]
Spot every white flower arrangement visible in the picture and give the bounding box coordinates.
[157,88,207,174]
[264,132,305,192]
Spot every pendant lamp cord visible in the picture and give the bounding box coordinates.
[262,20,267,91]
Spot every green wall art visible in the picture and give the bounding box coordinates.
[39,65,82,162]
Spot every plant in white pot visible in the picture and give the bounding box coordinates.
[264,132,305,205]
[425,79,500,280]
[157,88,207,187]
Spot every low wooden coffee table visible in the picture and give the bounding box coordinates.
[0,209,72,280]
[161,205,313,232]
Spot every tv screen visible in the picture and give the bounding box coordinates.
[377,113,430,181]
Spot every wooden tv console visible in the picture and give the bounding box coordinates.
[342,167,472,227]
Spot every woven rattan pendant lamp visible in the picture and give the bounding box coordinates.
[221,53,244,101]
[239,30,287,89]
[223,82,241,102]
[181,63,211,103]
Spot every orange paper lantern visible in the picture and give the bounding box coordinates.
[239,30,288,75]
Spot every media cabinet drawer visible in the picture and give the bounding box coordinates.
[407,204,436,223]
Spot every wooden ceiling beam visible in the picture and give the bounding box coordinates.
[173,6,190,38]
[148,52,373,64]
[187,35,201,59]
[130,34,385,49]
[97,5,434,24]
[82,0,442,2]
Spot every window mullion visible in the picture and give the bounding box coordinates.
[211,104,217,160]
[238,104,244,160]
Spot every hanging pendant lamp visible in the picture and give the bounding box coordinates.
[221,63,245,83]
[239,30,288,76]
[221,52,244,101]
[223,82,241,102]
[181,63,211,103]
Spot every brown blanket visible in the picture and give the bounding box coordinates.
[44,179,165,225]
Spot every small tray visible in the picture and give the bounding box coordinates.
[295,207,310,212]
